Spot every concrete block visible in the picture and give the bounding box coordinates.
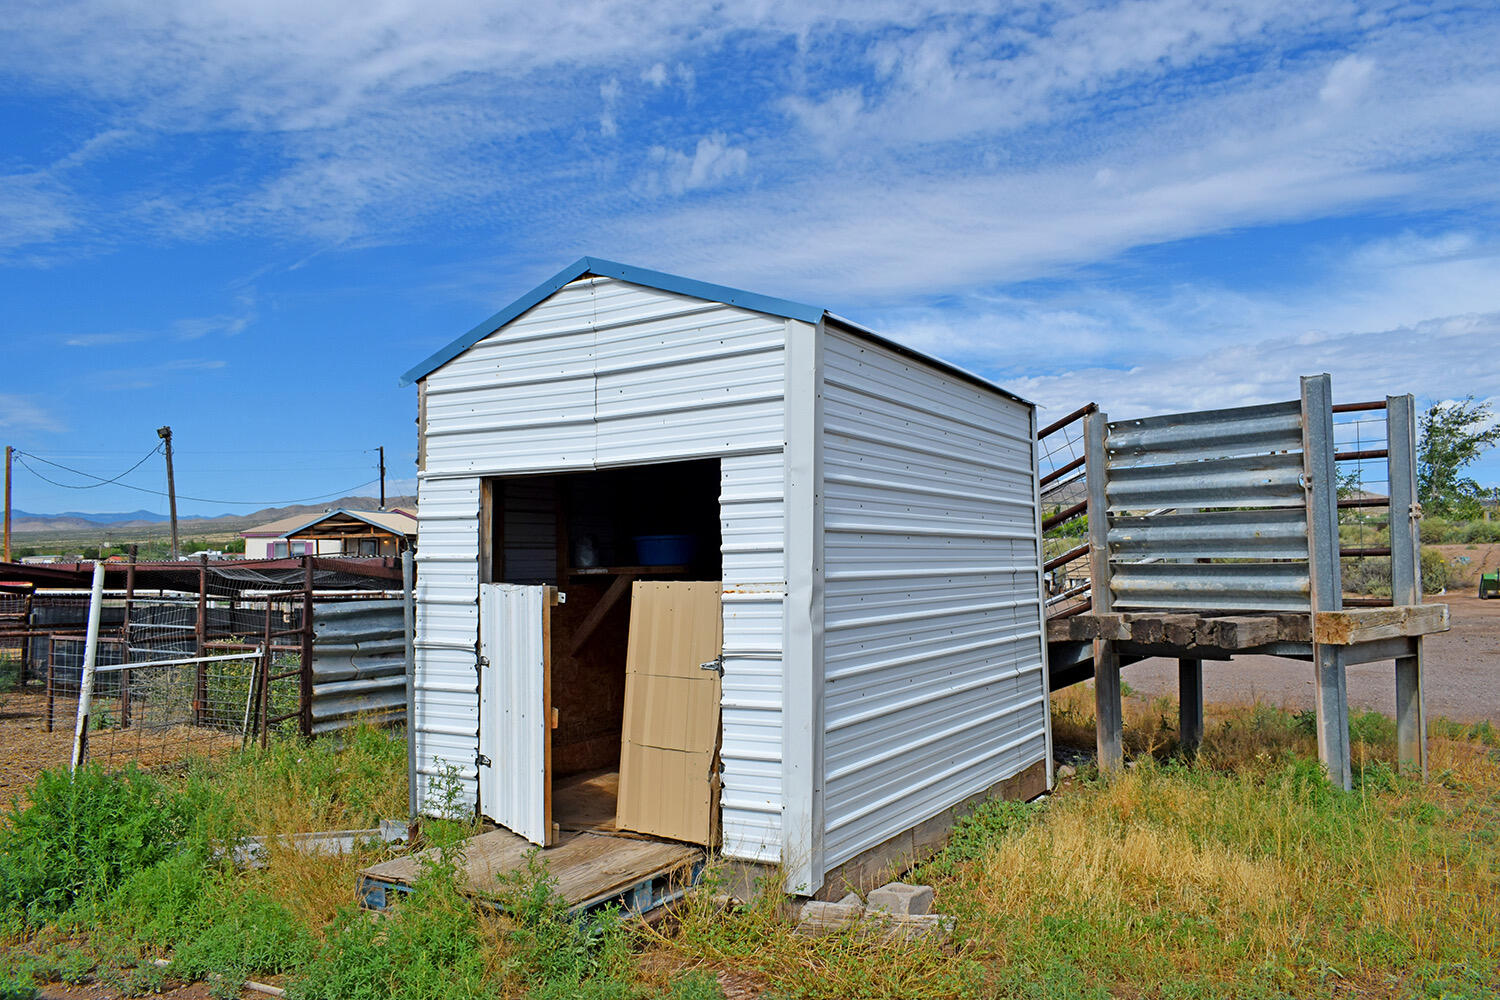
[794,901,864,936]
[870,913,956,944]
[836,891,863,908]
[867,882,934,917]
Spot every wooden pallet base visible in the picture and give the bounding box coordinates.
[357,827,702,917]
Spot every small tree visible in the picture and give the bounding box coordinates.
[1418,396,1500,519]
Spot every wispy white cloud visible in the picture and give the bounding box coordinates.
[0,1,1490,283]
[1009,312,1500,425]
[0,394,65,433]
[647,133,749,194]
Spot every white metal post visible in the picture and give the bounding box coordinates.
[403,548,418,823]
[71,561,107,772]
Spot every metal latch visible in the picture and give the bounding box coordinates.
[699,654,724,675]
[475,753,492,767]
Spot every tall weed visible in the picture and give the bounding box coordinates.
[0,765,186,928]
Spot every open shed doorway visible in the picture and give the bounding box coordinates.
[480,458,723,842]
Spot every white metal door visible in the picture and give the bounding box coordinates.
[478,583,552,845]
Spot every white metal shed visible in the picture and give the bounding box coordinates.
[401,257,1051,895]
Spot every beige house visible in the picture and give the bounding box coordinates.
[283,508,416,557]
[240,508,415,559]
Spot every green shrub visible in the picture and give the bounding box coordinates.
[1421,548,1449,593]
[495,852,636,1000]
[170,882,315,986]
[1341,556,1391,597]
[0,765,187,927]
[288,858,492,1000]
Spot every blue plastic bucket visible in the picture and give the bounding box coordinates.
[634,534,696,566]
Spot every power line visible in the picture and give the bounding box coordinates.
[13,450,384,507]
[11,446,163,491]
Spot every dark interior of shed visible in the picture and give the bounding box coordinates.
[481,458,722,833]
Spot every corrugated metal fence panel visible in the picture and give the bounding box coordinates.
[478,584,549,843]
[819,329,1047,871]
[1103,399,1311,612]
[592,278,787,464]
[720,450,786,863]
[311,599,406,734]
[414,476,481,814]
[421,280,598,476]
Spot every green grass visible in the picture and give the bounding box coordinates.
[5,707,1500,999]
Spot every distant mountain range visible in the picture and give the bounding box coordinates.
[8,496,417,542]
[13,509,191,525]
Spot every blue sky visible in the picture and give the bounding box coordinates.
[2,0,1498,517]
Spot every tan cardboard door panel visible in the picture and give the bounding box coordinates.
[616,581,723,845]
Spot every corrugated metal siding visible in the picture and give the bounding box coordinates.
[422,282,597,476]
[310,599,406,734]
[720,451,786,862]
[421,276,786,477]
[819,329,1046,870]
[478,584,549,843]
[413,476,481,814]
[1103,400,1312,611]
[413,275,791,855]
[592,279,786,464]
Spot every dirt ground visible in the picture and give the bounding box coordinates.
[0,689,246,803]
[1125,594,1500,723]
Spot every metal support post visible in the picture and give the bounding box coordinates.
[120,546,136,728]
[259,597,274,748]
[402,549,417,826]
[194,553,208,726]
[1388,394,1426,777]
[300,556,315,738]
[1084,409,1122,770]
[45,635,55,731]
[1178,658,1204,756]
[1303,374,1351,789]
[72,562,107,771]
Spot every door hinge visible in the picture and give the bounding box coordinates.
[699,654,724,675]
[475,753,492,767]
[478,655,490,669]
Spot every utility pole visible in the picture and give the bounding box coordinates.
[3,445,11,563]
[157,426,179,560]
[377,445,386,509]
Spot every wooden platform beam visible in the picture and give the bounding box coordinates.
[1049,605,1447,651]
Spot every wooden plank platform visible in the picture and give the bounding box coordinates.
[358,828,701,915]
[1048,605,1448,650]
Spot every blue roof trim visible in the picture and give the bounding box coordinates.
[399,256,824,386]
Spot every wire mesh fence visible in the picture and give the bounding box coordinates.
[1037,405,1094,617]
[1333,403,1397,602]
[0,557,409,800]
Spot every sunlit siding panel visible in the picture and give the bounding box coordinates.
[413,475,482,814]
[720,451,786,862]
[421,281,597,476]
[591,279,787,465]
[819,328,1046,870]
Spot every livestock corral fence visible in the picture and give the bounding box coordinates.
[0,556,412,799]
